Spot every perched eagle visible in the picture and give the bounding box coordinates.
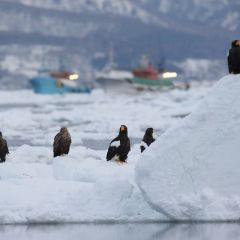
[0,131,9,162]
[53,127,71,157]
[140,128,155,153]
[106,125,130,163]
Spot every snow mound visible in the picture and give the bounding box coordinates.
[0,144,164,224]
[136,75,240,221]
[0,85,210,223]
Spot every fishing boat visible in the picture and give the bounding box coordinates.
[30,69,91,94]
[131,64,176,91]
[95,69,133,92]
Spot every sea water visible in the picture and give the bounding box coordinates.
[0,223,239,240]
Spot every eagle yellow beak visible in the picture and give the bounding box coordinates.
[120,126,125,132]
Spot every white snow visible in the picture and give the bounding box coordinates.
[0,145,163,224]
[0,84,210,223]
[221,12,239,31]
[158,0,171,14]
[136,74,240,221]
[12,0,160,24]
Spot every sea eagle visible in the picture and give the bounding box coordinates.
[53,127,71,157]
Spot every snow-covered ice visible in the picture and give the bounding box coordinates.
[0,84,210,223]
[136,75,240,221]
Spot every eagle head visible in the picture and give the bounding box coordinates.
[119,125,128,134]
[60,127,68,134]
[146,128,153,136]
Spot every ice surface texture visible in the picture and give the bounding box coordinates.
[0,84,209,223]
[136,75,240,221]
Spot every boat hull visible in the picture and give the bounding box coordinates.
[30,76,91,94]
[96,77,133,93]
[130,77,173,90]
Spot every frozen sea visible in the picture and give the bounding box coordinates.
[3,84,238,239]
[0,86,209,224]
[0,86,209,150]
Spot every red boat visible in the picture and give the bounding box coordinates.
[132,64,158,80]
[131,64,175,90]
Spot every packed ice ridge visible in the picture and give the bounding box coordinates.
[136,75,240,221]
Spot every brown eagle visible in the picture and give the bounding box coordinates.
[0,131,9,162]
[53,127,71,157]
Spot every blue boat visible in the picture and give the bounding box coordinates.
[30,69,91,94]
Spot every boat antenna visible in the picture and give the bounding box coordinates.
[158,56,166,73]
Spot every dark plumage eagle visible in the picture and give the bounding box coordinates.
[140,128,155,153]
[106,125,130,163]
[0,131,9,162]
[53,127,71,157]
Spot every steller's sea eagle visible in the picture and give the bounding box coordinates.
[106,125,130,163]
[140,128,155,153]
[53,127,71,157]
[0,131,9,162]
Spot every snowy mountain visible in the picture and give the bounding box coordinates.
[3,0,239,33]
[0,0,239,87]
[148,0,240,32]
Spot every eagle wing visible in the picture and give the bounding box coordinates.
[53,132,71,157]
[106,138,120,161]
[3,139,9,154]
[124,138,131,157]
[63,135,71,154]
[53,132,62,157]
[0,138,9,161]
[106,146,116,161]
[117,138,130,161]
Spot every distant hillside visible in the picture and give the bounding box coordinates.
[0,0,239,87]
